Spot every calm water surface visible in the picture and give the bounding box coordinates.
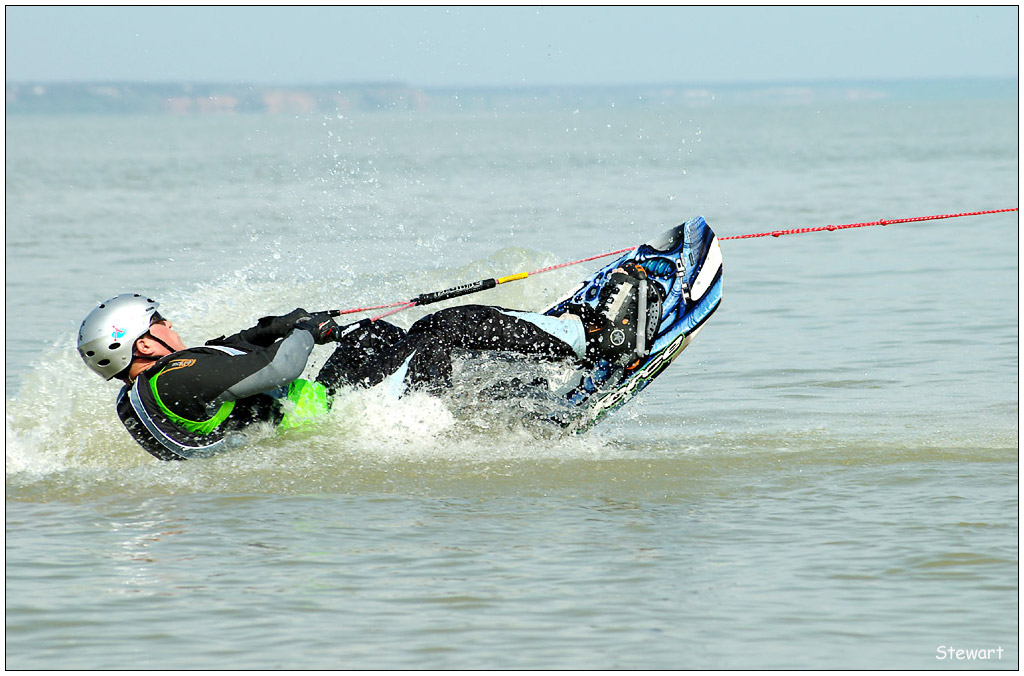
[5,91,1018,669]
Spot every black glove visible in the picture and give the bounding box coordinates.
[254,308,309,337]
[209,308,311,348]
[295,312,340,345]
[227,308,310,347]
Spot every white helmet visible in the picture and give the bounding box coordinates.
[78,293,160,380]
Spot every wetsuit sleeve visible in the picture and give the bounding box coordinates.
[223,330,315,400]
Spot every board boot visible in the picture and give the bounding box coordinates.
[571,262,663,367]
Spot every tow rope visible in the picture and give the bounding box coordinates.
[328,207,1018,327]
[719,208,1018,241]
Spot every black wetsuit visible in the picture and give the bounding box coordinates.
[319,305,579,392]
[117,305,580,460]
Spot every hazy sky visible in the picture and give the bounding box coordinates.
[5,6,1019,87]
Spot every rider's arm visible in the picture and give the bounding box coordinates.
[207,308,312,349]
[221,329,315,400]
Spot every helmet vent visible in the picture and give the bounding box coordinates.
[86,351,95,357]
[98,359,110,367]
[109,342,121,350]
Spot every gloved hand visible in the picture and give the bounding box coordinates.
[295,312,340,345]
[224,308,312,347]
[254,308,310,338]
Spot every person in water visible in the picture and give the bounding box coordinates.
[77,263,660,460]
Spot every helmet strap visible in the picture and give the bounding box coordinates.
[133,332,179,363]
[148,333,178,355]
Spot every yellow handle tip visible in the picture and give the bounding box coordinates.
[496,272,529,284]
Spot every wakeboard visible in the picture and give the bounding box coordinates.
[543,216,723,433]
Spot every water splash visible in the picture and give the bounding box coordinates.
[5,247,618,496]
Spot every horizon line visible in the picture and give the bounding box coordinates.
[5,75,1017,89]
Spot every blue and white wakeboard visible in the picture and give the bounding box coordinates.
[543,216,723,433]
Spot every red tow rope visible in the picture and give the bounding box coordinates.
[719,208,1018,241]
[330,208,1018,323]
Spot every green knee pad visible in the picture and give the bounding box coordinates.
[279,379,332,430]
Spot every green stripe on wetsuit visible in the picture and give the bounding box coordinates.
[150,369,236,434]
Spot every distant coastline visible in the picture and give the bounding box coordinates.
[5,78,1015,115]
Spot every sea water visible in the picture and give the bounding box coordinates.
[5,84,1018,669]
